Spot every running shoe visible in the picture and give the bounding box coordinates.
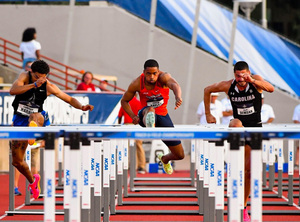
[28,174,40,199]
[137,167,146,174]
[243,208,250,222]
[157,153,173,175]
[145,112,155,128]
[28,121,38,145]
[14,187,22,196]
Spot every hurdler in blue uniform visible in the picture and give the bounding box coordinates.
[203,61,274,222]
[10,60,94,199]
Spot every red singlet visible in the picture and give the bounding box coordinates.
[139,73,169,116]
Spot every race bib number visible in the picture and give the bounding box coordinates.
[17,101,39,116]
[146,96,164,108]
[237,106,255,115]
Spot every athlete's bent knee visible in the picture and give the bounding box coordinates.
[229,119,244,128]
[176,152,185,160]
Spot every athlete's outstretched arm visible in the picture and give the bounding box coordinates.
[204,80,231,123]
[161,72,182,110]
[245,74,274,93]
[46,81,94,111]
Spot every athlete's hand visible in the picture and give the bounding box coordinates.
[35,76,47,88]
[205,113,216,124]
[175,97,182,110]
[132,115,139,125]
[243,73,255,83]
[82,104,94,111]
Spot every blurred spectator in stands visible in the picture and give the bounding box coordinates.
[221,96,233,125]
[76,71,96,91]
[20,28,41,69]
[197,92,223,124]
[100,79,108,91]
[118,93,146,174]
[23,61,33,72]
[261,93,275,124]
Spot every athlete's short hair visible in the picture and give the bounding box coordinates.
[234,61,249,72]
[144,59,159,69]
[31,60,50,74]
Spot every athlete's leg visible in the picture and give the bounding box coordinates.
[229,118,250,206]
[160,143,185,164]
[12,113,44,184]
[11,140,34,183]
[229,118,243,127]
[244,144,251,207]
[142,107,155,127]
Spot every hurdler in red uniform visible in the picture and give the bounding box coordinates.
[120,59,184,175]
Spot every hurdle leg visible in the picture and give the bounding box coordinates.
[228,133,241,222]
[276,140,283,198]
[8,151,15,215]
[268,141,275,191]
[215,141,225,222]
[93,140,102,222]
[298,175,300,206]
[103,140,111,222]
[129,140,136,191]
[262,141,268,187]
[109,140,117,214]
[63,139,71,222]
[203,141,210,222]
[81,138,91,222]
[44,132,56,222]
[198,180,204,214]
[58,137,64,187]
[250,133,263,222]
[203,187,209,222]
[278,170,283,197]
[69,132,81,222]
[117,140,124,206]
[262,163,267,187]
[288,140,294,205]
[123,139,129,197]
[40,147,45,195]
[209,197,215,221]
[197,139,204,215]
[190,140,196,186]
[208,142,217,222]
[25,147,31,206]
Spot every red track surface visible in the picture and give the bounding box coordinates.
[0,171,300,221]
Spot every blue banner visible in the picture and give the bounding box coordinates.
[0,91,122,125]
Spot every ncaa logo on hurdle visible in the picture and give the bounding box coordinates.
[47,179,52,198]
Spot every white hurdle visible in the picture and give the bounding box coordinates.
[44,133,56,222]
[63,137,71,222]
[81,139,91,221]
[251,134,263,222]
[93,140,103,222]
[69,133,81,222]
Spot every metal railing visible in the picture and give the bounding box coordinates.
[0,36,124,92]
